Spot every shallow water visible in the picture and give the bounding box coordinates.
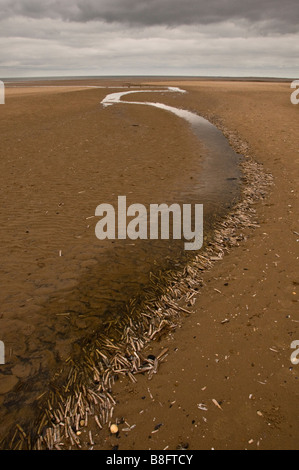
[0,86,242,445]
[102,87,241,215]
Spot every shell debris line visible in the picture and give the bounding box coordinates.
[3,125,273,450]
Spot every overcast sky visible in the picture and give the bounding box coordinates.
[1,0,298,78]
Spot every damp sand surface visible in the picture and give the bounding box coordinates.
[89,79,299,451]
[18,78,299,451]
[0,80,242,442]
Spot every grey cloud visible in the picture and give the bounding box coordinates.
[0,0,298,78]
[1,16,298,78]
[1,0,298,32]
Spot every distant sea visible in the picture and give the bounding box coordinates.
[2,75,295,83]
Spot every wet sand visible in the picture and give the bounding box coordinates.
[86,80,299,451]
[2,80,241,445]
[1,82,207,440]
[0,79,298,449]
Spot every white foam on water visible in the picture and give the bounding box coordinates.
[100,87,214,129]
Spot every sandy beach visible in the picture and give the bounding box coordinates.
[0,79,298,450]
[91,79,299,451]
[0,80,205,441]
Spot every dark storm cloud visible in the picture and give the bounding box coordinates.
[1,0,298,78]
[1,0,298,32]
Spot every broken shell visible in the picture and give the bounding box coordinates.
[110,424,119,434]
